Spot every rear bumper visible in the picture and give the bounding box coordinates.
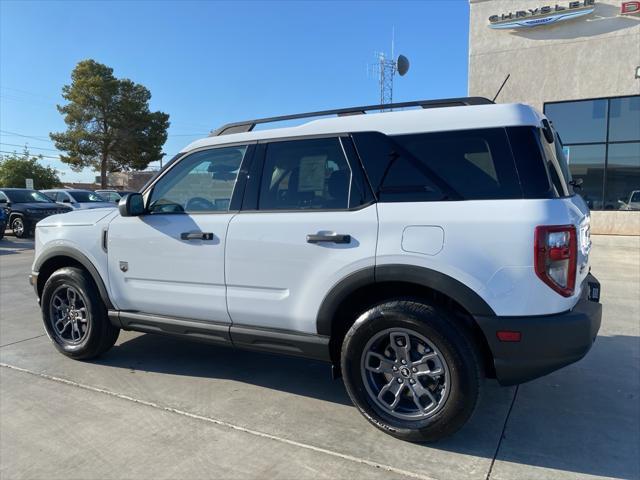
[476,273,602,386]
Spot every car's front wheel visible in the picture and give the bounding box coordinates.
[11,216,27,238]
[341,300,481,442]
[41,267,119,359]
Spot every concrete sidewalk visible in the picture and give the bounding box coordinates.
[0,235,638,480]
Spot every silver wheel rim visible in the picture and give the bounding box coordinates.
[49,285,89,344]
[361,328,450,421]
[12,218,24,236]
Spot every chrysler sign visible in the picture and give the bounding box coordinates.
[489,0,596,29]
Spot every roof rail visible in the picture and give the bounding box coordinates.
[209,97,494,136]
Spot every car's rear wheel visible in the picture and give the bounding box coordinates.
[41,267,119,359]
[11,216,26,238]
[341,300,481,442]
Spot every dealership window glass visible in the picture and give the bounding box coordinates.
[604,143,640,211]
[545,99,607,144]
[564,144,606,210]
[608,97,640,142]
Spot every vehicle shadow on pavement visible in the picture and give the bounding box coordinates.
[96,332,353,405]
[95,332,639,479]
[0,236,34,255]
[443,333,638,480]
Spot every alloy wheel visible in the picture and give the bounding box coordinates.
[49,285,90,344]
[11,218,24,237]
[361,328,450,421]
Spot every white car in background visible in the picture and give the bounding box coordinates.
[42,189,115,210]
[619,190,640,211]
[95,189,139,204]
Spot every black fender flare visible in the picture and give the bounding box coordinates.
[316,264,495,336]
[8,212,24,224]
[34,246,114,310]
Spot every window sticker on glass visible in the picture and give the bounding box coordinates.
[298,156,327,192]
[563,147,571,165]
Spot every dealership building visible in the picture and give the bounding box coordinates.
[468,0,640,234]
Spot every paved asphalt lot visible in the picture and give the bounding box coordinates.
[0,233,638,480]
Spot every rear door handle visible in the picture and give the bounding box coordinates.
[306,233,351,244]
[181,232,214,241]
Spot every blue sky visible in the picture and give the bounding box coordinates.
[0,0,470,183]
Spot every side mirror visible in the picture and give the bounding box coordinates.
[62,197,71,203]
[118,193,145,217]
[541,119,555,144]
[0,198,6,204]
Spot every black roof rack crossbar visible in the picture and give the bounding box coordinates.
[210,97,494,136]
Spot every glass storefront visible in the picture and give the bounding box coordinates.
[545,95,640,211]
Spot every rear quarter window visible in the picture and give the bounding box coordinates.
[352,128,522,201]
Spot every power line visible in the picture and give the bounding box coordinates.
[0,142,61,153]
[0,149,62,160]
[0,129,206,139]
[0,86,59,102]
[0,129,52,142]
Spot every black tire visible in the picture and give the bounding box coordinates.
[0,225,4,240]
[11,216,27,238]
[341,300,481,442]
[41,267,119,360]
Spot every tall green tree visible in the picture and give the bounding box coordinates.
[0,149,61,189]
[50,59,170,188]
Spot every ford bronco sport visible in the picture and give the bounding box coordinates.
[29,97,602,441]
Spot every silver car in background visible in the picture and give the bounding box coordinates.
[95,189,138,204]
[41,189,116,210]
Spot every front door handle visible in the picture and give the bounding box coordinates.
[181,231,214,241]
[306,233,351,244]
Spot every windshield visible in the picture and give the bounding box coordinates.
[69,191,107,202]
[4,190,53,203]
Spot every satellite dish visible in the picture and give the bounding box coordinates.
[397,54,410,76]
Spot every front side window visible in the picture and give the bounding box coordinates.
[258,138,351,210]
[149,146,246,213]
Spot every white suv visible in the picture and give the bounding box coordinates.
[29,98,602,442]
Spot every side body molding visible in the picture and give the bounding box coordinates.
[316,264,495,336]
[33,246,114,310]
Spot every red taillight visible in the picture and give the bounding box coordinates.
[534,225,577,297]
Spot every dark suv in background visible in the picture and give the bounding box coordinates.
[0,188,71,238]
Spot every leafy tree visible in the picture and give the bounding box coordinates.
[50,59,170,188]
[0,149,61,189]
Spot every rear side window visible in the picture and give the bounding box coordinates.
[506,126,554,198]
[352,128,521,201]
[258,138,351,210]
